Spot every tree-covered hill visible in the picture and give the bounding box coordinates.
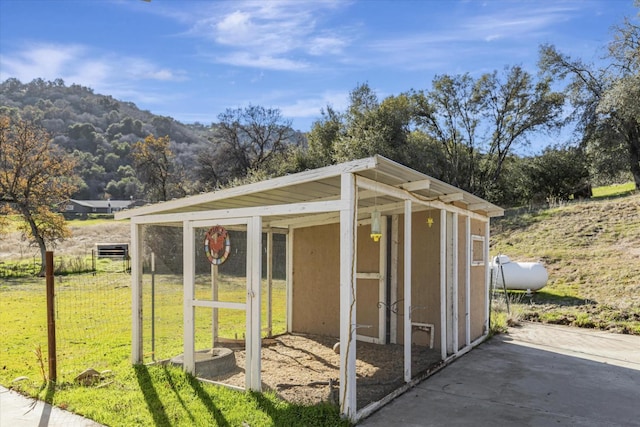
[0,77,212,200]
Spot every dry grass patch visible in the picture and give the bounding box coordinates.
[491,192,640,334]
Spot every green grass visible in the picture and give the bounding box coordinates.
[0,272,349,426]
[591,181,636,198]
[491,191,640,335]
[0,255,127,278]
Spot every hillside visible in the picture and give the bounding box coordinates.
[0,78,211,199]
[491,192,640,334]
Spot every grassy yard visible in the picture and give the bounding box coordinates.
[2,185,637,424]
[591,181,636,198]
[0,270,347,426]
[490,190,640,335]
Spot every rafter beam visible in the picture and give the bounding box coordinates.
[400,179,431,192]
[439,193,464,203]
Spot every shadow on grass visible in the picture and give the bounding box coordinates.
[496,290,594,307]
[161,366,195,424]
[526,291,595,307]
[592,189,637,200]
[185,375,230,427]
[249,391,350,427]
[134,364,172,427]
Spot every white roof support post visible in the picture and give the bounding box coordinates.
[378,217,388,344]
[445,212,454,356]
[452,212,459,354]
[465,216,471,347]
[440,209,447,361]
[339,172,357,419]
[267,229,273,337]
[390,215,399,344]
[246,215,263,391]
[130,221,143,364]
[286,227,294,333]
[183,220,196,374]
[484,221,491,335]
[403,200,412,383]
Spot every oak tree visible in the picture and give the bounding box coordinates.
[132,134,175,202]
[198,105,300,186]
[411,67,564,202]
[539,11,640,190]
[0,115,78,276]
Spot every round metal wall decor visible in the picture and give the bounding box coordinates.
[204,225,231,265]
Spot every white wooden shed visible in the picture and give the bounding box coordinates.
[115,155,503,421]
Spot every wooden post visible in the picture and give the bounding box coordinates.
[151,252,156,361]
[45,251,56,382]
[211,263,218,349]
[131,222,144,363]
[183,221,195,374]
[339,172,357,419]
[403,200,412,382]
[465,216,471,347]
[440,209,447,360]
[247,216,263,391]
[390,215,399,344]
[267,229,273,337]
[452,212,458,354]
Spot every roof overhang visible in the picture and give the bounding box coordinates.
[115,155,504,225]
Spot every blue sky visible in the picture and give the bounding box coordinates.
[0,0,637,134]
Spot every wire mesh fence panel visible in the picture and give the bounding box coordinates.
[54,270,130,382]
[141,224,183,364]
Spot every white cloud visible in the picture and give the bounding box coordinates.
[178,1,352,70]
[0,44,85,83]
[279,90,349,118]
[0,41,186,87]
[0,41,188,111]
[215,10,256,45]
[462,5,576,41]
[216,52,309,71]
[365,3,580,72]
[308,36,347,56]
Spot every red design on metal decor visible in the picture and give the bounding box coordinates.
[204,226,231,265]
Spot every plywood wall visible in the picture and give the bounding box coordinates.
[356,225,382,340]
[290,222,382,337]
[290,212,489,345]
[290,223,341,336]
[469,219,487,341]
[395,210,442,348]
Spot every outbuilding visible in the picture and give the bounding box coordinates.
[63,199,135,216]
[115,155,503,421]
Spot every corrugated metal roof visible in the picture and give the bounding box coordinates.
[115,155,503,225]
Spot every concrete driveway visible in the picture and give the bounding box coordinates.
[360,322,640,426]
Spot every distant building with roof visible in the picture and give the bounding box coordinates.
[63,199,136,215]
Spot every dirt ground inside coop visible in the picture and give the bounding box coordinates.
[198,333,443,409]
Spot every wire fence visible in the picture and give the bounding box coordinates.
[0,251,130,279]
[52,270,131,383]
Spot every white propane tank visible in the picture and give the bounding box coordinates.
[491,255,548,292]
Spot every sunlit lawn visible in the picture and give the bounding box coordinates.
[591,181,635,198]
[0,271,346,426]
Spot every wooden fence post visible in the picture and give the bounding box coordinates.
[46,251,57,382]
